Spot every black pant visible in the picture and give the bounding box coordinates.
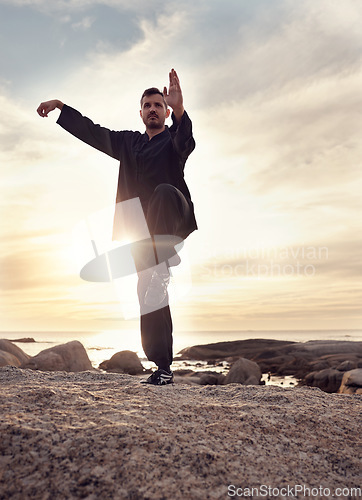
[132,184,192,369]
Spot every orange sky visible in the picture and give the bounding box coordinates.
[1,0,361,332]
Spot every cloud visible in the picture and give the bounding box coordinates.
[188,0,362,105]
[0,0,190,18]
[71,15,95,30]
[1,0,361,330]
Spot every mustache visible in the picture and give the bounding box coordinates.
[148,112,159,118]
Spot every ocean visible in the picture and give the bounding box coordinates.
[2,329,361,387]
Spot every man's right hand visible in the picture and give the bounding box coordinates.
[37,99,64,117]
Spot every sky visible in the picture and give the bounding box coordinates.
[1,0,361,334]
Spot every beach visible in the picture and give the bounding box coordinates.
[1,366,361,500]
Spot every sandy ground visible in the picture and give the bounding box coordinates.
[0,367,361,500]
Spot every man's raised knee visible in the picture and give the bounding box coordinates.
[153,183,176,198]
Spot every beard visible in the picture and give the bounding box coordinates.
[145,114,164,129]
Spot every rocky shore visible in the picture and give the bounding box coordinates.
[1,337,362,394]
[177,339,362,393]
[1,366,361,500]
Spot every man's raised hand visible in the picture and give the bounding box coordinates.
[37,99,64,117]
[163,69,184,122]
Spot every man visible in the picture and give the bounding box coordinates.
[37,69,197,385]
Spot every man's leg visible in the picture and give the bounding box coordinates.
[138,184,192,384]
[137,269,173,372]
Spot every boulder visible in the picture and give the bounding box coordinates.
[99,350,144,375]
[21,341,93,372]
[304,368,344,393]
[0,339,30,366]
[336,360,358,372]
[298,340,362,357]
[178,339,295,361]
[338,369,362,395]
[0,350,22,368]
[178,339,362,385]
[224,358,262,385]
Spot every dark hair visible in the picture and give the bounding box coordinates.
[140,87,168,109]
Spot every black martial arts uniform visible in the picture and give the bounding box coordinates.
[57,105,197,369]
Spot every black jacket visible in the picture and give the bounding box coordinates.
[57,105,197,240]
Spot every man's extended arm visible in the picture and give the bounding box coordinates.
[169,110,195,162]
[37,100,122,160]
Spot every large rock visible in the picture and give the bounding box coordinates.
[178,339,295,361]
[0,368,361,500]
[224,357,262,385]
[0,339,30,367]
[338,369,362,395]
[252,341,362,379]
[178,339,362,384]
[99,350,144,375]
[303,368,344,393]
[21,341,93,372]
[336,360,358,371]
[0,350,22,368]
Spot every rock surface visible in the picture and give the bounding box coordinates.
[99,350,144,375]
[0,350,22,368]
[338,369,362,395]
[304,368,344,393]
[21,341,93,372]
[0,339,30,367]
[178,338,295,361]
[223,357,262,385]
[6,337,36,343]
[178,339,362,391]
[0,367,361,500]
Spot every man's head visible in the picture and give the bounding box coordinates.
[140,88,170,131]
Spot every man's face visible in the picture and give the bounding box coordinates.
[140,94,170,130]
